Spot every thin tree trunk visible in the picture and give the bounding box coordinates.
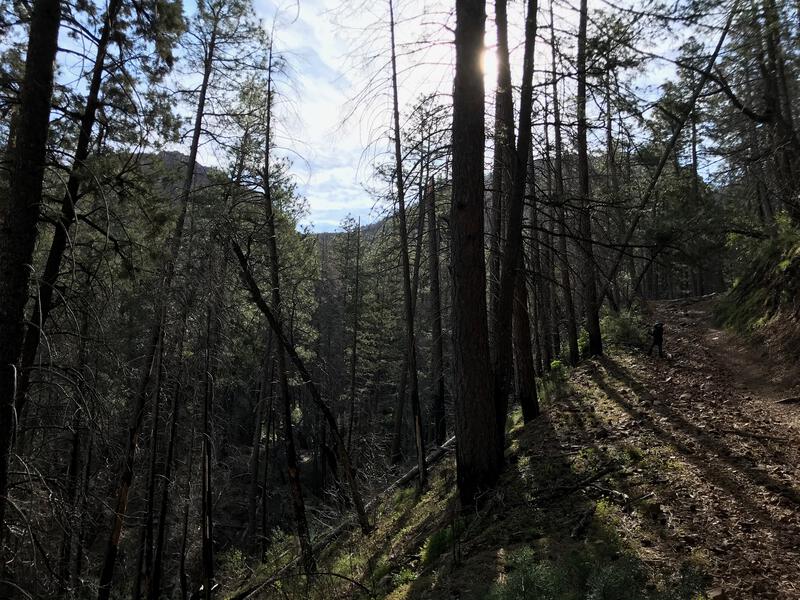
[247,338,272,544]
[0,0,61,560]
[493,0,538,463]
[97,20,218,598]
[200,310,215,599]
[489,0,515,347]
[389,0,427,490]
[513,262,540,421]
[231,241,372,533]
[58,311,91,598]
[149,374,183,600]
[133,337,164,600]
[531,193,551,372]
[16,0,124,412]
[179,423,196,600]
[390,357,408,464]
[576,0,603,357]
[347,220,360,452]
[426,178,447,445]
[549,1,579,365]
[260,390,275,560]
[261,47,316,573]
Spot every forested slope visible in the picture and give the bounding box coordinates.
[1,0,799,597]
[224,299,800,600]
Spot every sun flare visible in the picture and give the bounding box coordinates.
[481,48,500,89]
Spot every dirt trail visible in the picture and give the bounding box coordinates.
[564,297,800,599]
[696,301,800,430]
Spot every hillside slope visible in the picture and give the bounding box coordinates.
[225,298,800,600]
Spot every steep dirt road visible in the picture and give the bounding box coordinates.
[565,297,800,598]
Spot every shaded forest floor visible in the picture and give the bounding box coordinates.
[226,298,800,600]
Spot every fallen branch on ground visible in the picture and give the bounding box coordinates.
[571,503,597,538]
[776,397,800,405]
[719,428,787,442]
[229,437,455,600]
[533,465,621,504]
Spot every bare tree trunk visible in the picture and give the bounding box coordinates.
[58,311,91,598]
[513,261,540,421]
[200,310,215,599]
[390,358,408,464]
[0,0,61,562]
[247,337,272,544]
[260,385,275,560]
[451,0,500,504]
[492,0,538,463]
[261,48,316,574]
[548,2,579,365]
[179,423,196,600]
[426,178,447,445]
[488,0,515,347]
[576,0,603,357]
[149,373,183,600]
[389,0,427,490]
[231,241,372,533]
[133,338,164,600]
[530,193,551,372]
[539,107,560,358]
[347,220,361,452]
[16,0,124,412]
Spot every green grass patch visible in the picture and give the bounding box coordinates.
[489,545,706,600]
[420,519,463,565]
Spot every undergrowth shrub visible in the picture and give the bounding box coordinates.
[217,547,249,585]
[717,214,800,330]
[538,361,570,403]
[601,310,649,348]
[420,519,462,565]
[489,546,706,600]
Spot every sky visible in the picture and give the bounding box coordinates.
[180,0,707,233]
[251,0,407,232]
[247,0,687,233]
[250,0,469,232]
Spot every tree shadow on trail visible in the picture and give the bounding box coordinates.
[592,356,800,532]
[401,401,676,600]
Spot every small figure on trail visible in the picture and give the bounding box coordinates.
[648,322,664,357]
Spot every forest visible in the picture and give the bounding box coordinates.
[1,0,799,597]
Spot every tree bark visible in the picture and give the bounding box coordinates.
[389,0,427,490]
[16,0,124,413]
[451,0,499,504]
[488,0,515,348]
[513,274,540,422]
[548,5,579,366]
[492,0,538,462]
[576,0,603,357]
[426,178,447,445]
[0,0,61,567]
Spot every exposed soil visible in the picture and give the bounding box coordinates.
[562,297,800,599]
